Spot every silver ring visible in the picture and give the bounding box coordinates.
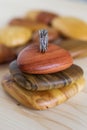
[39,29,48,53]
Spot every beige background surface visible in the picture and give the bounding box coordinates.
[0,0,87,130]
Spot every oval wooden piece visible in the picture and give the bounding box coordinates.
[0,44,16,64]
[25,10,41,21]
[9,18,34,26]
[57,40,87,59]
[25,10,58,25]
[2,75,85,110]
[52,17,87,41]
[9,18,48,32]
[0,26,32,47]
[17,44,73,74]
[10,61,83,91]
[32,27,59,42]
[36,11,58,25]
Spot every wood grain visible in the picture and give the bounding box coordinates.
[17,44,73,74]
[10,61,83,91]
[2,75,85,110]
[9,18,48,32]
[0,1,87,130]
[56,40,87,59]
[0,26,32,47]
[0,55,87,130]
[52,17,87,41]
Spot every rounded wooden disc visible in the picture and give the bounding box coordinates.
[2,75,85,110]
[17,44,73,74]
[0,44,16,64]
[52,17,87,41]
[57,40,87,59]
[9,18,48,32]
[0,26,32,47]
[25,10,41,21]
[25,10,58,25]
[10,61,83,91]
[36,11,58,25]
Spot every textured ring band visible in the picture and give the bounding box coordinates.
[39,29,48,53]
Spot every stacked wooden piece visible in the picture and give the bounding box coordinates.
[2,41,85,110]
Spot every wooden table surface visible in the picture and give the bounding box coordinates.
[0,0,87,130]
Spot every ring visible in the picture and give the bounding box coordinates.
[39,29,48,53]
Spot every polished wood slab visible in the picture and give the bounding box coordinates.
[0,26,32,47]
[10,61,83,91]
[2,75,85,110]
[52,17,87,41]
[17,44,73,74]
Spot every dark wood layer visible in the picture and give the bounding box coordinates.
[9,60,83,91]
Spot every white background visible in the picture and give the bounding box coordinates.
[0,0,87,27]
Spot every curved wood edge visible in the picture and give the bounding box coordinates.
[2,75,85,110]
